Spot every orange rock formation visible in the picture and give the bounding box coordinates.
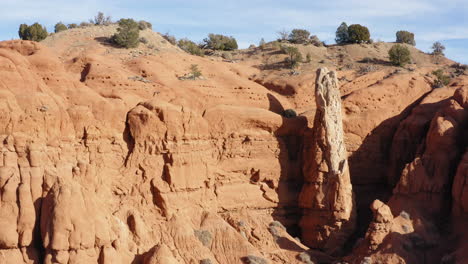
[0,25,467,263]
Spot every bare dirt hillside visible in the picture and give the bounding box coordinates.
[0,25,467,264]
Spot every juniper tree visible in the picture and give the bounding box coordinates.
[335,22,349,44]
[54,22,67,33]
[348,24,370,43]
[388,44,411,66]
[112,19,140,48]
[431,41,445,56]
[396,31,416,46]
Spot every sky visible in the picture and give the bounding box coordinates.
[0,0,467,63]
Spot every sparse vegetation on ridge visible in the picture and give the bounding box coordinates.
[18,23,48,41]
[203,34,238,50]
[178,38,204,56]
[335,22,350,44]
[54,22,67,33]
[162,32,177,45]
[79,22,92,28]
[288,29,310,44]
[432,41,446,56]
[309,35,323,47]
[179,64,203,80]
[112,18,140,48]
[190,64,202,78]
[90,12,112,26]
[277,29,290,42]
[138,20,152,30]
[389,44,412,66]
[281,45,303,69]
[432,69,451,88]
[396,30,416,46]
[348,24,371,43]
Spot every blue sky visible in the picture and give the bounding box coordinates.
[1,0,467,63]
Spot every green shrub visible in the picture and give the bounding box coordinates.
[190,64,202,78]
[112,19,140,48]
[358,65,377,75]
[281,46,302,68]
[309,35,322,47]
[67,23,78,29]
[162,32,176,45]
[432,41,445,56]
[335,22,349,44]
[138,20,152,30]
[282,109,298,118]
[203,34,238,50]
[18,23,48,41]
[388,44,411,66]
[18,24,28,39]
[271,41,281,50]
[54,22,67,33]
[288,29,310,44]
[432,69,451,88]
[348,24,370,43]
[90,12,112,25]
[79,22,92,27]
[139,37,148,44]
[396,31,416,45]
[178,38,203,56]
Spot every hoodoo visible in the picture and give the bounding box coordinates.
[299,68,356,254]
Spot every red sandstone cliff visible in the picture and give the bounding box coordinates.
[0,25,467,263]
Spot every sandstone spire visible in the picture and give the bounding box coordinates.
[299,68,356,255]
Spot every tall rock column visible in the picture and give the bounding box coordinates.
[299,68,356,255]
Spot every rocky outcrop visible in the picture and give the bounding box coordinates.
[299,68,356,254]
[40,178,116,263]
[391,87,468,215]
[0,40,313,264]
[347,86,468,264]
[364,200,394,251]
[453,151,468,216]
[345,200,416,264]
[452,87,468,217]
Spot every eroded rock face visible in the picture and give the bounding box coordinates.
[392,88,468,216]
[0,40,312,264]
[347,86,468,264]
[365,200,393,251]
[453,151,468,216]
[299,68,356,254]
[1,36,468,264]
[452,87,468,217]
